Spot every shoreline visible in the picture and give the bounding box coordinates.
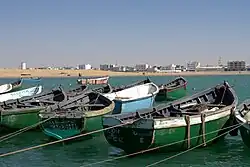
[0,69,249,78]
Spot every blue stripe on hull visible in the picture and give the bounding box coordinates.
[112,95,156,114]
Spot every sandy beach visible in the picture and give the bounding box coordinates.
[0,69,249,78]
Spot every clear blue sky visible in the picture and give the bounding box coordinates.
[1,0,250,68]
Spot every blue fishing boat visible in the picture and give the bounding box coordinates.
[104,82,159,114]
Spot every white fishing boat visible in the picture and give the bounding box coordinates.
[0,85,43,102]
[103,82,159,114]
[0,79,23,94]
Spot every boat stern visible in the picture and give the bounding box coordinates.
[102,115,155,153]
[39,109,85,140]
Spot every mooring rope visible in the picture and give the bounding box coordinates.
[0,118,138,158]
[0,84,99,142]
[0,117,54,143]
[80,122,241,167]
[145,122,243,167]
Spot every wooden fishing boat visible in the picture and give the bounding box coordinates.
[77,75,109,85]
[234,100,250,148]
[102,81,238,153]
[0,85,88,130]
[39,91,115,140]
[103,81,159,114]
[0,85,43,102]
[0,79,23,94]
[155,77,187,101]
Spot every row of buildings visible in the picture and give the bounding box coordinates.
[186,61,247,71]
[98,60,248,72]
[19,60,249,72]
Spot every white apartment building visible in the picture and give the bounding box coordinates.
[78,64,92,70]
[187,61,200,71]
[21,62,27,70]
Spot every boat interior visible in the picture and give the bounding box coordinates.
[161,77,187,89]
[0,88,67,110]
[44,91,112,115]
[11,79,22,87]
[112,82,157,100]
[92,84,113,94]
[66,85,88,97]
[112,78,152,93]
[111,83,236,121]
[0,84,12,94]
[237,100,250,117]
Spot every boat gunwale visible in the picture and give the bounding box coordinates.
[1,106,46,115]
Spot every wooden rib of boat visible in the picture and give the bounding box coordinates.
[155,77,187,101]
[39,91,115,140]
[0,85,88,130]
[77,75,109,85]
[103,81,159,114]
[0,85,43,102]
[102,81,238,153]
[0,79,23,94]
[234,100,250,148]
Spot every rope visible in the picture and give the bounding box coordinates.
[0,119,137,158]
[80,122,241,167]
[0,117,54,143]
[145,122,243,167]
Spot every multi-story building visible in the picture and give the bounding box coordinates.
[100,64,110,71]
[227,61,246,71]
[111,66,127,72]
[186,61,200,71]
[78,64,92,70]
[135,64,149,71]
[21,62,27,70]
[247,65,250,71]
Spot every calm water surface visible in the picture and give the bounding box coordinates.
[0,75,249,167]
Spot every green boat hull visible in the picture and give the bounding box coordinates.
[104,115,232,153]
[0,107,45,130]
[42,118,85,140]
[155,86,187,101]
[40,102,115,140]
[41,115,106,140]
[239,124,250,148]
[84,115,103,136]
